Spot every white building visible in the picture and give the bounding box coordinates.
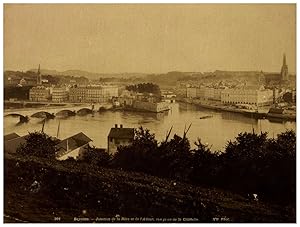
[55,132,92,161]
[29,86,50,102]
[69,85,119,103]
[186,87,197,98]
[52,87,68,103]
[221,87,273,107]
[107,124,134,155]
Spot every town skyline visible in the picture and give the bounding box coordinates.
[4,4,296,74]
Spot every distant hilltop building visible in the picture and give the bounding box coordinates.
[281,53,289,81]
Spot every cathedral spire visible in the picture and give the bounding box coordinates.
[37,64,42,85]
[283,53,286,66]
[281,54,288,81]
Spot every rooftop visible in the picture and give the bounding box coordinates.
[4,135,29,153]
[4,133,20,141]
[108,126,134,139]
[55,132,92,157]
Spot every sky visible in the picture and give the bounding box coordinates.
[4,4,296,74]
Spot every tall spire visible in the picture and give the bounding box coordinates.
[281,53,288,81]
[283,53,286,66]
[37,64,42,85]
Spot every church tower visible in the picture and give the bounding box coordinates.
[258,70,265,85]
[281,54,289,81]
[37,64,42,85]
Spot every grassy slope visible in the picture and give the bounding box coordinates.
[4,153,295,223]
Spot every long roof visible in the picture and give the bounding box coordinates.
[4,135,29,153]
[4,133,20,141]
[108,128,134,139]
[55,132,92,157]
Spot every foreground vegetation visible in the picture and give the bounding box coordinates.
[8,128,296,222]
[5,152,295,222]
[87,128,296,206]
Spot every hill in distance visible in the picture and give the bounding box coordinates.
[28,68,147,80]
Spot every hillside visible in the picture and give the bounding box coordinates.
[4,153,295,223]
[28,68,147,80]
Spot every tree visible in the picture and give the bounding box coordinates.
[221,132,269,192]
[16,131,59,159]
[125,83,161,95]
[158,134,192,180]
[189,139,221,185]
[112,127,159,173]
[82,145,111,167]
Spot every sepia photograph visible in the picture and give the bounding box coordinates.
[3,3,296,223]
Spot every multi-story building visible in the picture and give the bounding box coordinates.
[69,85,118,103]
[213,88,222,101]
[221,87,273,107]
[187,86,222,101]
[69,86,86,102]
[52,87,68,103]
[29,86,50,102]
[204,87,215,100]
[186,87,197,98]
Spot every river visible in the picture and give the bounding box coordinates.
[4,102,296,151]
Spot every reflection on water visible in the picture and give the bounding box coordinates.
[4,103,296,151]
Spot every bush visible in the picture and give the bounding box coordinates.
[82,145,111,167]
[16,131,59,159]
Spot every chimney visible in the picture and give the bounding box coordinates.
[115,124,118,128]
[120,124,123,128]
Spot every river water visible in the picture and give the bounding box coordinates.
[4,102,296,151]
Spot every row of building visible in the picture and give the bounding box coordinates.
[116,90,171,112]
[186,86,275,107]
[4,124,134,160]
[29,85,119,103]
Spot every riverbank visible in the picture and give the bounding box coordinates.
[4,153,295,223]
[177,98,296,122]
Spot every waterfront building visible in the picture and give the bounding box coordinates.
[55,132,92,161]
[29,86,50,102]
[69,85,118,103]
[107,124,134,155]
[187,86,222,101]
[186,87,197,98]
[221,87,273,107]
[204,87,215,100]
[196,87,205,99]
[52,87,68,103]
[132,100,170,112]
[213,88,222,101]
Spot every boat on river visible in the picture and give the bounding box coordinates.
[199,115,213,119]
